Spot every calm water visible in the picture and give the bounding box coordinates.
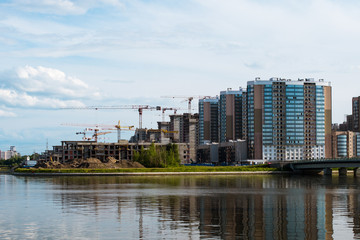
[1,174,360,239]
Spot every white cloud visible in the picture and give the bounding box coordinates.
[2,65,99,99]
[0,109,17,117]
[0,65,100,109]
[0,88,85,108]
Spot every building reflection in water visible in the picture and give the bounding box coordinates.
[50,175,360,239]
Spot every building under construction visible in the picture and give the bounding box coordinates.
[168,113,199,162]
[44,140,190,164]
[128,112,199,163]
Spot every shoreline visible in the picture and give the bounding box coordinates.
[11,171,291,177]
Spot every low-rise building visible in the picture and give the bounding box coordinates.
[331,130,360,158]
[197,140,247,165]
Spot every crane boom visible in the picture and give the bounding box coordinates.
[161,96,210,114]
[161,107,179,122]
[62,121,135,142]
[61,105,161,129]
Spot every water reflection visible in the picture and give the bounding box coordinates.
[50,175,360,239]
[2,174,360,239]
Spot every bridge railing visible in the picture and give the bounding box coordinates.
[292,157,360,164]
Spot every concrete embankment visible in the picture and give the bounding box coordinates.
[12,171,291,177]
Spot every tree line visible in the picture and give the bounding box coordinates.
[0,153,39,167]
[132,143,181,168]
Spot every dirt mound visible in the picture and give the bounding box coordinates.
[62,158,83,168]
[35,161,63,169]
[106,157,118,164]
[77,158,105,168]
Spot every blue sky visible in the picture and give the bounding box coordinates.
[1,0,360,155]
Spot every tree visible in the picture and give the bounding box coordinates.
[132,143,180,168]
[0,155,26,167]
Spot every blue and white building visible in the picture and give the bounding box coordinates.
[247,78,332,162]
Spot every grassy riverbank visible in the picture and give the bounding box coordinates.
[0,166,10,173]
[14,164,278,174]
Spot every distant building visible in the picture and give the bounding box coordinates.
[338,114,354,131]
[198,97,219,145]
[129,128,148,143]
[197,140,247,165]
[0,146,19,160]
[219,88,247,142]
[247,78,332,162]
[353,97,360,132]
[347,114,354,131]
[169,113,199,163]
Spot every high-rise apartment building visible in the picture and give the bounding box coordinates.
[247,78,332,161]
[219,88,247,142]
[199,97,219,145]
[353,97,360,132]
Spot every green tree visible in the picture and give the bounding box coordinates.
[132,143,181,168]
[0,155,25,167]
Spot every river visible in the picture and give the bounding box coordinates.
[1,174,360,239]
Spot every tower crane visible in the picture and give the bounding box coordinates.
[81,128,112,142]
[76,130,92,141]
[161,96,210,114]
[61,105,161,129]
[92,130,112,142]
[161,107,178,122]
[73,127,111,142]
[95,121,134,142]
[62,121,134,142]
[114,120,134,142]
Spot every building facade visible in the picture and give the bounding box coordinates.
[197,140,247,165]
[0,146,18,160]
[44,141,191,165]
[169,113,199,162]
[331,130,360,158]
[247,78,332,162]
[219,88,247,142]
[353,97,360,132]
[198,97,219,145]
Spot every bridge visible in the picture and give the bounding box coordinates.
[288,158,360,175]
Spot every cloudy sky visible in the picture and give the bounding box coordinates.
[1,0,360,154]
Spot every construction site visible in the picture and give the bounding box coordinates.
[39,98,202,167]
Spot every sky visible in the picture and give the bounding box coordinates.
[1,0,360,155]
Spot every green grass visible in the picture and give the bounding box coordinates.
[14,165,279,174]
[0,166,10,171]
